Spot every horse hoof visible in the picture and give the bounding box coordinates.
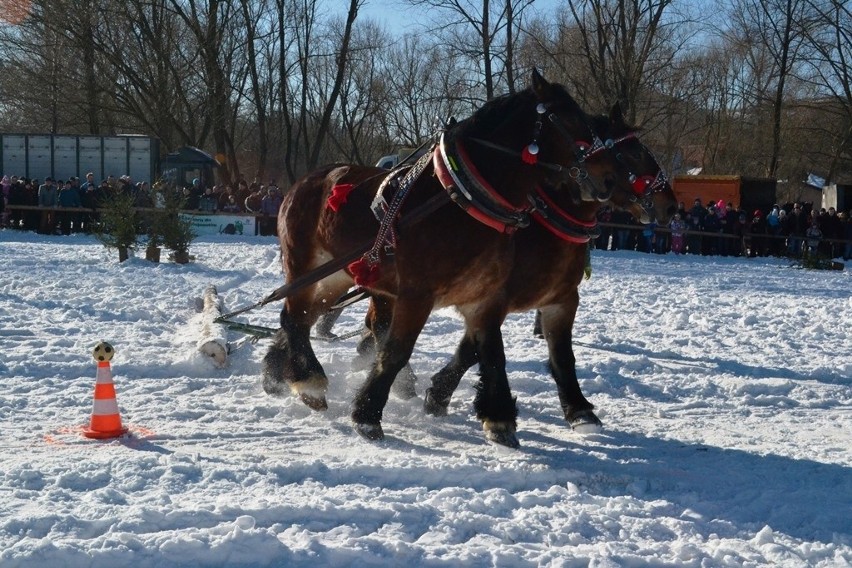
[569,409,602,433]
[299,393,328,411]
[485,429,520,448]
[423,389,449,417]
[353,421,384,441]
[391,366,417,400]
[482,420,519,448]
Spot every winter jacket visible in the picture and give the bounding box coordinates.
[38,183,57,207]
[57,186,81,208]
[260,192,283,216]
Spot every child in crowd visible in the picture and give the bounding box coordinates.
[669,213,687,254]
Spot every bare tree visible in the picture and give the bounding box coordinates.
[408,0,534,99]
[553,0,685,125]
[727,0,816,177]
[801,0,852,182]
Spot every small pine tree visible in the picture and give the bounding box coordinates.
[160,186,197,263]
[96,191,140,262]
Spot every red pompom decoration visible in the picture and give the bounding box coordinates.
[632,175,654,195]
[521,144,539,165]
[348,257,382,287]
[327,183,356,212]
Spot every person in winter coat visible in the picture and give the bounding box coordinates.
[805,220,823,255]
[259,186,283,236]
[221,194,241,213]
[719,202,737,256]
[840,211,852,260]
[765,205,782,255]
[57,179,82,235]
[38,177,57,207]
[38,177,58,234]
[198,187,218,212]
[669,213,687,254]
[0,175,7,226]
[821,207,841,258]
[687,198,706,254]
[702,205,721,255]
[748,210,767,257]
[640,221,657,253]
[787,203,807,255]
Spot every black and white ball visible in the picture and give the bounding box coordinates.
[92,341,115,362]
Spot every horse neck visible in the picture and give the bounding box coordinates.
[455,136,545,208]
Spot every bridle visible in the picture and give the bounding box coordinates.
[543,108,672,222]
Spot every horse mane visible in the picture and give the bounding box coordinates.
[457,88,537,136]
[456,80,591,139]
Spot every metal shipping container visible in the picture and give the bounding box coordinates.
[0,133,159,183]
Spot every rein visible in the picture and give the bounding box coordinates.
[216,187,451,322]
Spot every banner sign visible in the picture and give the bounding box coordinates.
[179,213,257,236]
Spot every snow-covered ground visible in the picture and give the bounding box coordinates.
[1,231,850,567]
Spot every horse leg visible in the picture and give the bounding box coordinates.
[470,322,519,448]
[351,295,432,440]
[353,296,417,399]
[314,306,343,339]
[423,334,478,416]
[262,272,351,410]
[262,305,328,410]
[539,300,602,432]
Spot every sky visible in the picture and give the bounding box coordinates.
[0,230,850,566]
[357,0,563,34]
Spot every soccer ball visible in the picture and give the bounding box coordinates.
[92,341,115,362]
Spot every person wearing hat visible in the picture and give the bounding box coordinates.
[748,209,767,257]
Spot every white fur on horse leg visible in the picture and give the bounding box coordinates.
[391,364,417,399]
[290,375,329,411]
[482,419,520,448]
[196,285,228,368]
[570,409,603,434]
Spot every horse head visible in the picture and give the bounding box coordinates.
[526,69,626,204]
[591,104,677,224]
[450,69,628,221]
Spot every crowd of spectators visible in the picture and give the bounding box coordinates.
[3,172,851,257]
[0,173,287,236]
[596,198,852,261]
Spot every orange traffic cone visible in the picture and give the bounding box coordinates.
[83,342,128,439]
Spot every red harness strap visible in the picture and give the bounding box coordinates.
[433,136,530,235]
[530,186,598,244]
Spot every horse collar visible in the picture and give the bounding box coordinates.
[434,131,531,234]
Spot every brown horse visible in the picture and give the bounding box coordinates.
[356,106,677,446]
[262,70,650,442]
[420,109,676,445]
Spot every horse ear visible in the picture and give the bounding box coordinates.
[609,102,626,127]
[531,68,552,99]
